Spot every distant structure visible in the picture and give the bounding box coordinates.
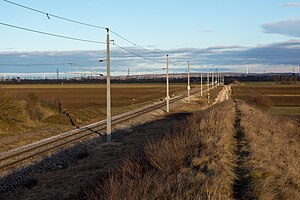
[56,67,59,80]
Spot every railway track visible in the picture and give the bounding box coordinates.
[0,87,212,173]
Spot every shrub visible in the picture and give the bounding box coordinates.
[25,93,45,120]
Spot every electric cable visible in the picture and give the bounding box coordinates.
[0,22,106,44]
[3,0,158,53]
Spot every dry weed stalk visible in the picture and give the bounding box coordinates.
[239,102,300,199]
[85,100,237,200]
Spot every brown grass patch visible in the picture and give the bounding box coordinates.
[232,85,300,107]
[238,101,300,199]
[85,100,237,200]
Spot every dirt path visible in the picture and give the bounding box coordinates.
[214,85,230,104]
[233,102,254,199]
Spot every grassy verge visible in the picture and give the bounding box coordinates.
[238,102,300,199]
[243,81,278,86]
[243,81,300,86]
[270,106,300,116]
[84,100,237,200]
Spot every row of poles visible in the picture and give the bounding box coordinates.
[104,29,224,142]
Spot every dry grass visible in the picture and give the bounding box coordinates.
[0,92,60,136]
[0,92,25,124]
[85,100,237,200]
[0,92,30,135]
[232,86,300,107]
[238,101,300,199]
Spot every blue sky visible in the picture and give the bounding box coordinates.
[1,0,300,76]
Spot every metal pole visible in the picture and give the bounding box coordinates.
[166,54,170,113]
[220,73,222,85]
[187,61,190,103]
[222,73,224,85]
[56,67,59,80]
[298,64,300,79]
[212,68,214,89]
[106,28,111,142]
[218,72,221,86]
[200,65,203,96]
[207,66,210,92]
[215,68,218,87]
[217,71,219,86]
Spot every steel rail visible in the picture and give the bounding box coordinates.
[0,87,210,171]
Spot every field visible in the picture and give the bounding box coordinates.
[1,85,300,199]
[2,99,299,199]
[1,83,198,122]
[1,83,190,110]
[231,84,300,117]
[0,83,205,151]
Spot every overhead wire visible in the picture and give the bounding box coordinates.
[110,30,157,54]
[113,43,165,64]
[2,0,107,30]
[2,0,182,75]
[0,62,104,76]
[0,22,106,44]
[3,0,158,54]
[68,63,104,76]
[0,63,71,66]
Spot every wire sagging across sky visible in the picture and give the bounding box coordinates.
[2,0,107,30]
[0,22,106,44]
[113,43,165,64]
[110,30,158,54]
[2,0,158,54]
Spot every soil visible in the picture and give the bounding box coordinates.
[0,83,207,152]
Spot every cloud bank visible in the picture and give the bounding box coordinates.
[1,39,300,77]
[281,2,300,7]
[261,19,300,37]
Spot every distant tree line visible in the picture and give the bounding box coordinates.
[272,74,298,84]
[0,77,204,85]
[226,73,300,84]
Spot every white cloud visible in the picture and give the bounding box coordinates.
[261,19,300,37]
[197,29,214,33]
[281,2,300,7]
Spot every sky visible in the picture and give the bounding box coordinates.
[1,0,300,77]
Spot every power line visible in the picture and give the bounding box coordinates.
[69,63,103,75]
[3,0,157,53]
[110,30,157,54]
[0,63,72,66]
[113,43,164,64]
[0,62,103,75]
[0,22,106,44]
[3,0,107,30]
